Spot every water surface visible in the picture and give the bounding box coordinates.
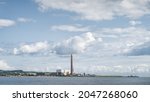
[0,76,150,85]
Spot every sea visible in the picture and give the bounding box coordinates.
[0,76,150,85]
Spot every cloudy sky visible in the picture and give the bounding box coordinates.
[0,0,150,76]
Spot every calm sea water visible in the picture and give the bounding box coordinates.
[0,76,150,85]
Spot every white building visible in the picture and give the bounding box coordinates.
[63,70,70,76]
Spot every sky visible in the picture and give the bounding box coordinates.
[0,0,150,76]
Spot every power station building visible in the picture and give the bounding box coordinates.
[55,54,74,76]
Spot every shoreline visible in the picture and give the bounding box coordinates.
[0,75,140,78]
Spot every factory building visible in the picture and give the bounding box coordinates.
[56,54,75,76]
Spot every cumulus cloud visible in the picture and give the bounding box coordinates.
[11,32,96,56]
[13,41,49,55]
[0,60,13,70]
[2,25,149,57]
[35,0,150,20]
[0,19,15,28]
[95,26,150,56]
[53,32,96,55]
[8,26,150,57]
[51,24,89,32]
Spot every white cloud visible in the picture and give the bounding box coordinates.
[75,26,149,58]
[17,17,35,23]
[10,26,150,57]
[13,41,49,55]
[53,32,96,55]
[120,0,150,19]
[51,24,89,32]
[12,32,96,55]
[0,60,13,70]
[129,20,141,26]
[0,24,145,57]
[35,0,150,20]
[0,19,15,28]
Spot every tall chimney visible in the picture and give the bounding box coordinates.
[70,54,73,75]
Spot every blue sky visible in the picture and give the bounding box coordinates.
[0,0,150,76]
